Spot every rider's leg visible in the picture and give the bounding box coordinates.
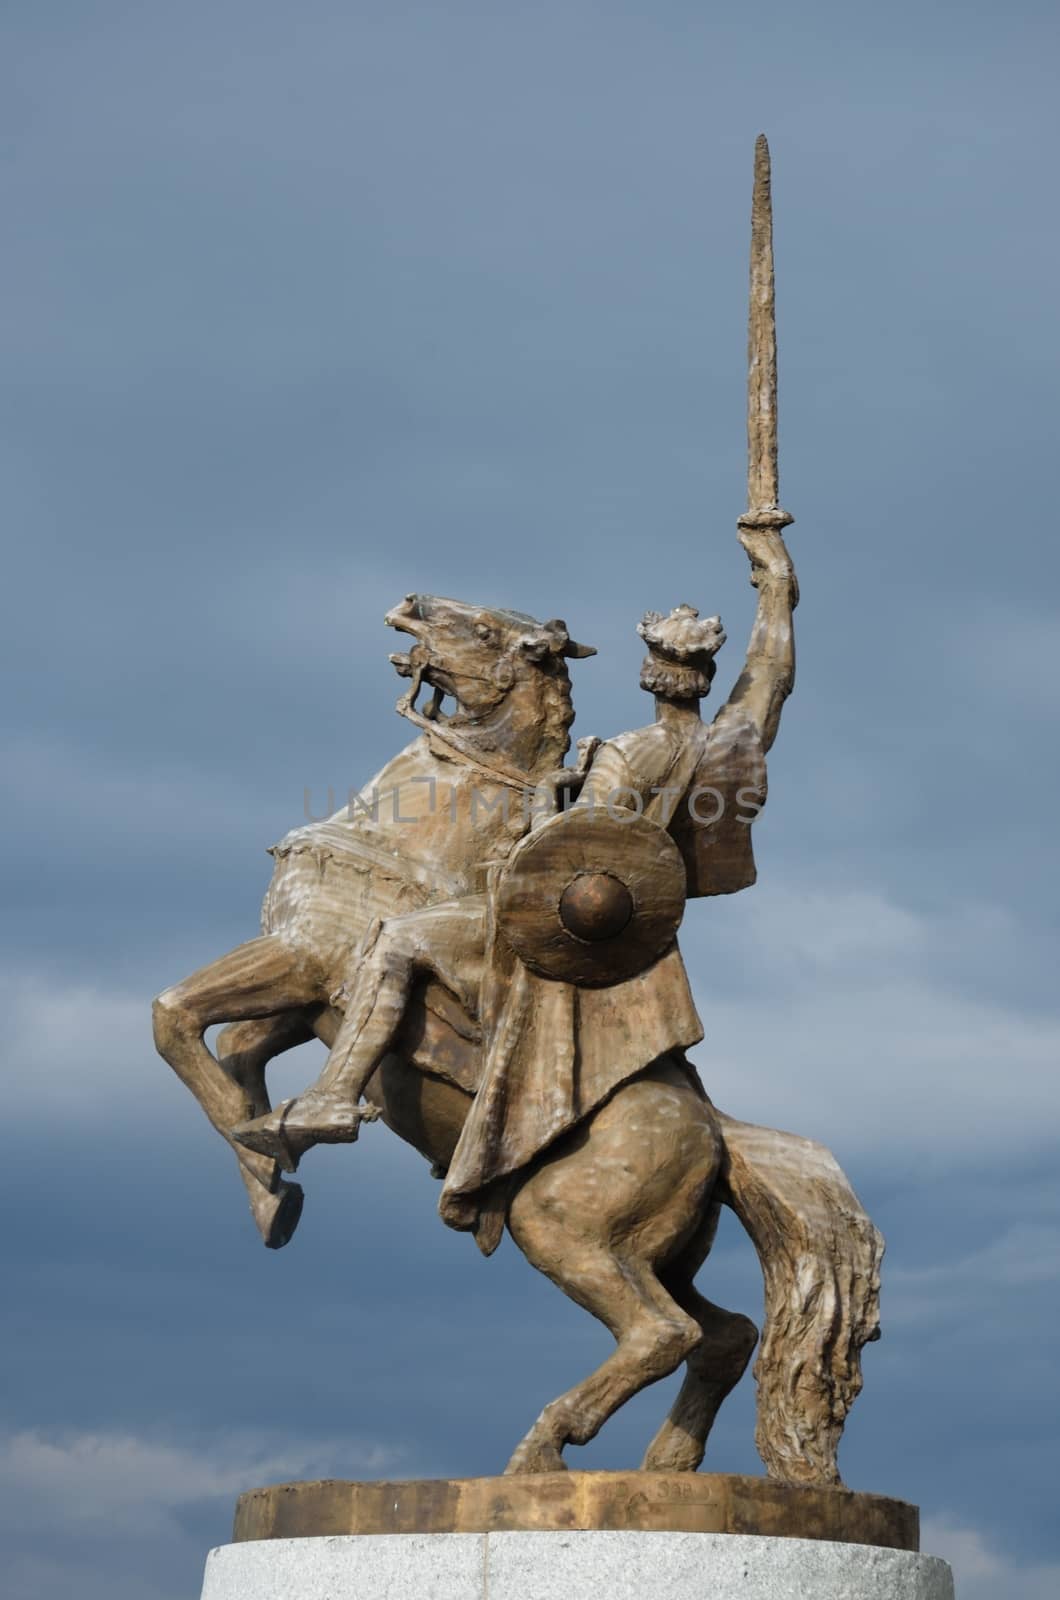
[325,896,486,1105]
[232,898,485,1169]
[310,919,415,1095]
[153,936,324,1232]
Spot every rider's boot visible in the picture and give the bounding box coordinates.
[231,1093,380,1172]
[232,948,409,1171]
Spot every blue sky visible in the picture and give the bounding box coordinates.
[3,3,1059,1596]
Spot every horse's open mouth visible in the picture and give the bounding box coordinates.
[408,673,460,723]
[387,639,460,724]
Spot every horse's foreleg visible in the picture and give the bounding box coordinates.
[216,1011,318,1248]
[153,936,323,1244]
[215,1008,318,1115]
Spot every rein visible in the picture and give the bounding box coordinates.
[396,670,541,794]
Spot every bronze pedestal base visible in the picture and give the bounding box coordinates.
[234,1472,918,1551]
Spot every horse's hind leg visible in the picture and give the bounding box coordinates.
[504,1079,716,1472]
[153,936,322,1245]
[504,1215,701,1474]
[641,1248,759,1470]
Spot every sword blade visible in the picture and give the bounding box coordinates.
[747,133,780,512]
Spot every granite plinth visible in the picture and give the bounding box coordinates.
[201,1530,955,1600]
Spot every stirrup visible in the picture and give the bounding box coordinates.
[232,1100,302,1171]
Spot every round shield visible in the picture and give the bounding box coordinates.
[495,808,686,987]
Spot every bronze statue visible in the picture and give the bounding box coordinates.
[154,137,882,1489]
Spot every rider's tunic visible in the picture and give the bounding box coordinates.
[439,701,766,1232]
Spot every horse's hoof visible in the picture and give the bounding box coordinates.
[641,1430,704,1474]
[251,1179,304,1250]
[264,1181,304,1249]
[503,1441,567,1475]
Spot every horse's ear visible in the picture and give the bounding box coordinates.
[519,621,597,662]
[543,618,597,659]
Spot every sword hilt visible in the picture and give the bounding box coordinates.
[738,507,794,530]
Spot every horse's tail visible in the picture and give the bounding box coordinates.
[714,1107,884,1488]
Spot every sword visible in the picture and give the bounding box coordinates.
[742,134,793,530]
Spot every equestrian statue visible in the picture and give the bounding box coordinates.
[153,137,882,1489]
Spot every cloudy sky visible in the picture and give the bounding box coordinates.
[3,2,1058,1596]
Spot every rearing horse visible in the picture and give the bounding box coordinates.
[153,579,882,1486]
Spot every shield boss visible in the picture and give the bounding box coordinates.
[496,808,687,986]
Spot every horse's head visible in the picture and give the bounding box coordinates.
[385,594,595,769]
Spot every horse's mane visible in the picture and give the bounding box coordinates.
[536,657,577,767]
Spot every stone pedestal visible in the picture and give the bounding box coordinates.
[201,1474,954,1599]
[201,1530,954,1599]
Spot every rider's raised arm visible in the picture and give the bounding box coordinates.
[720,515,798,754]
